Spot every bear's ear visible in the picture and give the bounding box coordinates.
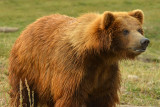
[129,9,144,24]
[101,11,115,29]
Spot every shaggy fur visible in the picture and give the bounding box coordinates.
[9,10,145,107]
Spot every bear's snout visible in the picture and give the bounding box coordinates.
[140,38,150,49]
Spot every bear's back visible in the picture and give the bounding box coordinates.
[9,14,76,100]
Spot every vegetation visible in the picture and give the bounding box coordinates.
[0,0,160,106]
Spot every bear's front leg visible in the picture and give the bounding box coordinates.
[87,63,121,107]
[87,92,119,107]
[52,69,88,107]
[54,94,86,107]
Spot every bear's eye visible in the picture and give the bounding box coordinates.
[137,28,143,35]
[123,29,129,35]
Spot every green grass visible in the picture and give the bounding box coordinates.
[0,0,160,106]
[120,60,160,106]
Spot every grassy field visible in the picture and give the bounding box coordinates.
[0,0,160,106]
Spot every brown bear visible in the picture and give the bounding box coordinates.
[9,10,149,107]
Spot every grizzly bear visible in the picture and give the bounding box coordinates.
[9,10,149,107]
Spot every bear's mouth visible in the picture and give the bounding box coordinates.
[128,48,146,53]
[134,49,146,52]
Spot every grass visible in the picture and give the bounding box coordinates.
[120,60,160,106]
[0,0,160,106]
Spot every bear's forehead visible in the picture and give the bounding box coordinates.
[113,16,142,30]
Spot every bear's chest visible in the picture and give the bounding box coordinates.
[93,64,111,89]
[85,61,110,87]
[85,60,119,91]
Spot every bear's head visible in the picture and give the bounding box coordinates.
[98,10,150,59]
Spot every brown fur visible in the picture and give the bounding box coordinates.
[9,10,145,107]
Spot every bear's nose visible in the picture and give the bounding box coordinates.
[140,38,150,48]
